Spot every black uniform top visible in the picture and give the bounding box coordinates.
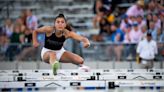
[44,30,66,50]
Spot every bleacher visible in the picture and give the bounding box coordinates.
[0,0,94,30]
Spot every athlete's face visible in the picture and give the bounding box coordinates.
[55,18,66,31]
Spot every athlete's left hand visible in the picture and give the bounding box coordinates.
[83,42,90,48]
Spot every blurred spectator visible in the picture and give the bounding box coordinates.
[110,23,125,42]
[110,22,124,61]
[148,21,159,41]
[152,14,161,30]
[15,28,33,61]
[146,13,152,30]
[92,6,108,42]
[159,31,164,42]
[0,33,9,60]
[93,0,104,14]
[26,9,38,30]
[92,0,117,30]
[102,0,121,14]
[16,17,26,33]
[141,26,148,40]
[99,17,109,35]
[10,25,24,44]
[120,14,129,31]
[23,28,32,44]
[136,15,146,29]
[5,25,24,61]
[129,22,143,43]
[104,24,112,42]
[21,28,32,48]
[20,10,27,26]
[2,19,14,38]
[126,0,144,17]
[136,32,158,69]
[159,11,164,42]
[156,28,163,42]
[147,0,158,14]
[159,10,164,30]
[93,0,120,15]
[123,24,132,43]
[92,22,111,42]
[123,24,132,59]
[93,7,107,29]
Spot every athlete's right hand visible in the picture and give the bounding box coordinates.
[33,42,40,48]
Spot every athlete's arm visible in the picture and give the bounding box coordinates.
[32,26,52,47]
[66,30,90,48]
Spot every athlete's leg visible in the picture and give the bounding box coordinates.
[60,51,90,71]
[42,51,59,75]
[42,52,50,63]
[60,51,84,65]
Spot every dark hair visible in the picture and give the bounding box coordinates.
[147,32,152,37]
[66,23,72,31]
[55,14,66,21]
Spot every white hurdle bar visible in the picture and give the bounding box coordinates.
[0,69,164,90]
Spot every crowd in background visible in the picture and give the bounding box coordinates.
[0,0,164,61]
[0,9,42,61]
[92,0,164,61]
[92,0,164,43]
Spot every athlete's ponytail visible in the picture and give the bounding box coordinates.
[66,23,72,31]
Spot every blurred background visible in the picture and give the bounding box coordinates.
[0,0,163,70]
